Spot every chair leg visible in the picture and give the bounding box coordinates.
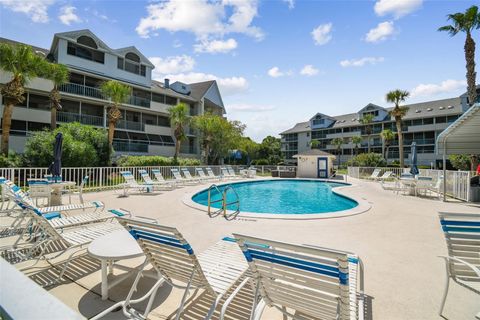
[439,273,450,317]
[175,268,197,320]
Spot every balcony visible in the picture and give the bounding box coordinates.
[57,112,104,127]
[59,83,151,108]
[116,119,145,131]
[113,141,148,153]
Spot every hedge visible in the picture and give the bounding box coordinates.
[116,155,201,167]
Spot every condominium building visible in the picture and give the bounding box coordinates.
[280,89,479,166]
[0,30,226,158]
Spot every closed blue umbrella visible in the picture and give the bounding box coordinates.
[410,142,419,176]
[51,132,63,182]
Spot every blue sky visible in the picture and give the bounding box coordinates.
[0,0,478,141]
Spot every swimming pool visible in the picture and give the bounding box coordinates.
[191,179,358,215]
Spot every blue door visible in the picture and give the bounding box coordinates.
[317,157,328,178]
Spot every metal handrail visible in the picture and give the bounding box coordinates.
[222,185,240,220]
[207,184,224,217]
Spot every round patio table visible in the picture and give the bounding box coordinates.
[88,229,144,300]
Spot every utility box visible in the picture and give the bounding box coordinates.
[293,150,336,179]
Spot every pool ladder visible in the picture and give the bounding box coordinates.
[207,184,240,220]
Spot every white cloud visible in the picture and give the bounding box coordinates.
[283,0,295,10]
[300,65,319,76]
[411,79,466,98]
[158,72,248,96]
[194,38,238,54]
[365,21,395,43]
[136,0,263,41]
[268,66,292,78]
[340,57,385,67]
[374,0,422,19]
[311,23,332,46]
[150,55,196,77]
[227,103,275,112]
[0,0,54,23]
[58,5,81,25]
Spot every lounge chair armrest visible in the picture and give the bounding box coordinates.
[438,255,480,278]
[219,277,251,320]
[134,216,158,224]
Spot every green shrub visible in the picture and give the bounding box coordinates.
[116,155,201,167]
[251,159,270,165]
[346,153,386,167]
[0,152,24,167]
[24,122,110,167]
[449,154,471,171]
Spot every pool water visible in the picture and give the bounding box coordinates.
[191,179,358,215]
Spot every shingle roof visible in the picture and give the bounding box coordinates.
[189,80,215,100]
[293,149,335,157]
[280,121,311,134]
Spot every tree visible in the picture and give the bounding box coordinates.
[258,136,281,164]
[310,139,319,148]
[0,43,48,155]
[386,89,410,167]
[351,136,362,156]
[43,63,69,130]
[192,112,218,164]
[100,80,131,164]
[331,137,344,167]
[380,129,395,162]
[359,113,375,153]
[439,5,480,105]
[168,102,191,163]
[448,154,471,171]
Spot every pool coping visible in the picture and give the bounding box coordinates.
[181,177,371,220]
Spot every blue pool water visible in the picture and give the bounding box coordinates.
[191,179,358,215]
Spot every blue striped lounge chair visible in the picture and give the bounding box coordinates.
[92,218,249,320]
[138,169,174,190]
[170,168,198,185]
[120,171,154,196]
[438,212,480,317]
[221,234,366,320]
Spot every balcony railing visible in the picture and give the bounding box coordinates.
[116,119,145,131]
[60,82,151,108]
[57,112,104,127]
[113,141,148,153]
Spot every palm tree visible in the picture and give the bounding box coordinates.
[386,89,410,168]
[351,136,362,156]
[192,113,217,164]
[44,63,69,130]
[100,80,131,164]
[331,137,344,167]
[168,102,190,163]
[359,113,375,153]
[439,5,480,105]
[0,43,47,155]
[310,139,319,149]
[380,129,395,163]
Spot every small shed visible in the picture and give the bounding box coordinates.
[293,150,336,178]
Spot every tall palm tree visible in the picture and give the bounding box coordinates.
[168,102,190,163]
[331,137,344,167]
[386,89,410,168]
[351,136,362,156]
[100,80,131,164]
[0,43,47,155]
[380,129,395,163]
[359,113,375,153]
[439,5,480,105]
[44,63,69,130]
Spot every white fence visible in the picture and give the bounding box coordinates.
[0,165,281,192]
[347,166,474,202]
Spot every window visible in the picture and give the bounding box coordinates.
[28,94,50,111]
[125,111,140,122]
[8,120,27,136]
[81,102,103,117]
[114,131,129,140]
[28,121,49,132]
[312,119,325,126]
[142,113,157,125]
[152,93,166,103]
[158,116,169,127]
[2,94,27,107]
[160,135,175,146]
[363,110,379,117]
[165,95,177,105]
[436,116,447,123]
[77,36,97,49]
[117,52,147,77]
[117,58,124,69]
[447,115,459,123]
[125,52,140,62]
[423,117,434,125]
[69,72,84,85]
[61,100,80,113]
[67,41,104,64]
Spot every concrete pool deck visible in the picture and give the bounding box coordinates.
[2,177,479,319]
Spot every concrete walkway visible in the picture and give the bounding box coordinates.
[2,177,479,319]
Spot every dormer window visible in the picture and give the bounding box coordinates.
[118,52,146,77]
[312,119,325,126]
[363,110,379,117]
[67,35,104,63]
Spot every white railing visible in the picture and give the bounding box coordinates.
[347,166,474,202]
[0,165,285,192]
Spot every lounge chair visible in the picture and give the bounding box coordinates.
[195,167,218,181]
[170,168,198,185]
[119,171,154,196]
[366,168,381,180]
[222,234,365,320]
[151,169,177,188]
[206,167,222,180]
[438,212,480,317]
[227,166,242,179]
[180,168,204,183]
[221,167,236,180]
[138,169,174,190]
[376,170,393,181]
[92,218,249,320]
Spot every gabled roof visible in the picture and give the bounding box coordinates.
[280,121,311,134]
[51,29,111,52]
[309,112,336,121]
[189,80,216,100]
[357,103,386,114]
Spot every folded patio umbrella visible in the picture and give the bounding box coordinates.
[51,132,63,182]
[409,142,419,176]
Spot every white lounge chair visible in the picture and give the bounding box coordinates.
[180,168,203,183]
[366,168,381,180]
[195,167,218,181]
[170,168,198,185]
[119,171,154,196]
[92,218,249,320]
[227,166,242,179]
[151,169,176,188]
[138,169,174,190]
[206,167,222,181]
[376,170,393,181]
[221,167,235,180]
[222,234,365,320]
[438,212,480,317]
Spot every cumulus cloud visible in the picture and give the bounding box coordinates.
[365,21,395,43]
[300,65,319,76]
[157,72,248,96]
[194,38,238,54]
[283,0,295,10]
[136,0,263,41]
[340,57,385,67]
[311,23,332,46]
[0,0,54,23]
[374,0,423,19]
[227,103,275,112]
[411,79,466,98]
[58,5,81,25]
[267,66,293,78]
[150,55,196,78]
